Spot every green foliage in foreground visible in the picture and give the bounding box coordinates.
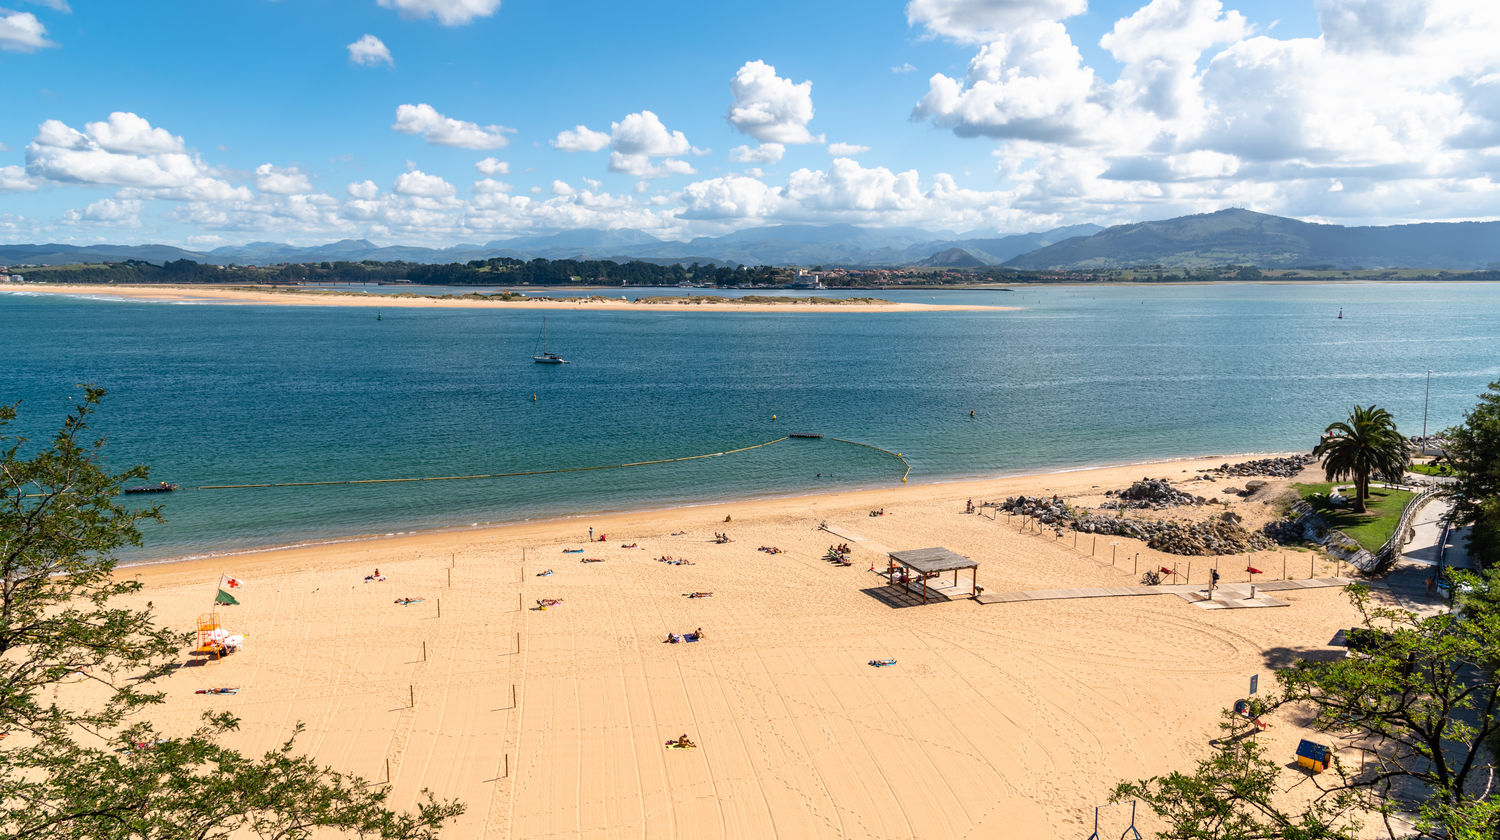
[1444,380,1500,568]
[1120,580,1500,839]
[0,388,463,839]
[1294,482,1415,553]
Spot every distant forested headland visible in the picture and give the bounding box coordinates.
[13,256,1500,288]
[14,257,782,287]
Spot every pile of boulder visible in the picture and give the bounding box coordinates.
[1206,455,1310,478]
[998,489,1276,556]
[1073,512,1277,556]
[996,495,1070,525]
[1100,478,1204,510]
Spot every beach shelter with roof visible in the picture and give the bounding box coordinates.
[887,547,978,603]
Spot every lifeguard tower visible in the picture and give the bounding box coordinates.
[196,612,225,660]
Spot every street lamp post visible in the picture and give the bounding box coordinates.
[1422,369,1432,441]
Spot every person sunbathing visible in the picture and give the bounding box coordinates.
[665,633,683,643]
[693,627,704,641]
[536,569,553,576]
[394,597,423,605]
[686,592,712,598]
[675,734,696,748]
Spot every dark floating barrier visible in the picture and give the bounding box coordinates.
[125,482,178,494]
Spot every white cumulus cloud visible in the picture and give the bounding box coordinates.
[727,60,818,144]
[905,0,1086,44]
[348,34,393,66]
[393,169,457,197]
[553,110,699,179]
[393,103,513,150]
[827,142,870,156]
[255,163,313,195]
[551,124,611,152]
[24,112,251,201]
[729,143,785,164]
[475,156,509,175]
[347,180,379,199]
[0,164,37,192]
[63,197,142,226]
[610,110,693,156]
[913,21,1104,142]
[376,0,500,26]
[0,10,53,52]
[608,153,695,178]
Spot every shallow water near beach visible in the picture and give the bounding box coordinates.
[4,281,1498,559]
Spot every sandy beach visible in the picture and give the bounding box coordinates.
[10,284,1006,313]
[108,455,1366,839]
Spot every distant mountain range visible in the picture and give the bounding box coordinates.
[1002,209,1500,271]
[6,209,1500,271]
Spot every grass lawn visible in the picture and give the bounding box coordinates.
[1295,482,1417,552]
[1409,463,1458,477]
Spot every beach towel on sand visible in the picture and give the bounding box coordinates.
[868,659,897,667]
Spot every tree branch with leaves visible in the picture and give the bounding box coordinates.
[0,388,462,839]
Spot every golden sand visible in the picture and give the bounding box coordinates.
[120,456,1356,839]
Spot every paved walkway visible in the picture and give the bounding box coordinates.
[1381,495,1473,615]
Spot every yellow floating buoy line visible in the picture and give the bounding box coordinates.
[182,434,913,491]
[826,437,912,483]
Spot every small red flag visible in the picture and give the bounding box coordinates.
[1246,567,1263,575]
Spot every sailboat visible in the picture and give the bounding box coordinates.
[532,317,569,364]
[1337,308,1343,319]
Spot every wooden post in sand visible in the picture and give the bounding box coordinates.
[1187,561,1192,584]
[409,684,414,708]
[518,592,522,612]
[504,753,509,778]
[516,631,521,654]
[386,758,391,785]
[1283,555,1287,580]
[512,683,516,709]
[1092,536,1097,555]
[1133,553,1138,575]
[447,567,452,588]
[437,598,442,619]
[422,640,427,662]
[1311,554,1315,579]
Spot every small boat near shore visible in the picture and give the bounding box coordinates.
[125,482,178,494]
[532,316,569,364]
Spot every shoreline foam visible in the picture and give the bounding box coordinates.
[122,450,1303,568]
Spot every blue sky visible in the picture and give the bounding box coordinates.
[2,0,1496,247]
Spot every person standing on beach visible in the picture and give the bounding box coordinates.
[589,527,594,542]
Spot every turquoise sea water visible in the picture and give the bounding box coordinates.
[4,282,1498,560]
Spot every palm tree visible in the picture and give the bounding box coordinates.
[1314,404,1410,513]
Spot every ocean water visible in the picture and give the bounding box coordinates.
[4,282,1498,560]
